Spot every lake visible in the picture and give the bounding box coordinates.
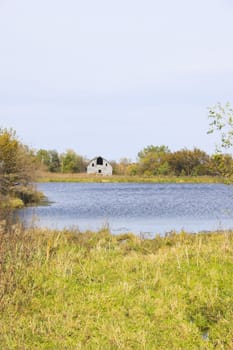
[18,182,233,236]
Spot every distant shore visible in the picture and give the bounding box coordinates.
[36,171,228,184]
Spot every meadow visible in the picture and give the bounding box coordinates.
[1,224,233,349]
[36,171,226,184]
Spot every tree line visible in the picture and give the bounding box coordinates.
[34,102,233,177]
[34,145,233,177]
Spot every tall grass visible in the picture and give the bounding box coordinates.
[36,171,226,184]
[1,226,233,349]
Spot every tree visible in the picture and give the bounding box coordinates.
[208,102,233,179]
[0,128,38,203]
[209,154,233,177]
[0,129,34,192]
[61,150,86,173]
[36,149,61,172]
[36,149,51,170]
[47,150,61,172]
[137,145,171,175]
[168,148,210,176]
[208,102,233,151]
[117,158,131,175]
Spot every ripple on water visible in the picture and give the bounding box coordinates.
[18,183,233,235]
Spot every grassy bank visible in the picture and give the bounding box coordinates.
[0,188,45,210]
[1,226,233,349]
[36,172,226,184]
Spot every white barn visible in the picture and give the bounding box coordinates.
[87,156,113,176]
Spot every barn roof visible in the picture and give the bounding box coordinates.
[88,156,111,164]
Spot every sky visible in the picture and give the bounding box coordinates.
[0,0,233,161]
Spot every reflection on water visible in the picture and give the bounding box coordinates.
[18,183,233,235]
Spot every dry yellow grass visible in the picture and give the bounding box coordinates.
[36,171,225,184]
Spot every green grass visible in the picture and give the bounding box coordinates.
[36,172,227,184]
[1,226,233,349]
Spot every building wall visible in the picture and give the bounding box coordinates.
[87,157,113,175]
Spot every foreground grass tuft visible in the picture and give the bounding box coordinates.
[1,226,233,349]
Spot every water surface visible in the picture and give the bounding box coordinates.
[19,182,233,235]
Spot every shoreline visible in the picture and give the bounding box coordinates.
[36,172,228,184]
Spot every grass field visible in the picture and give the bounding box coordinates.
[36,172,226,184]
[1,225,233,349]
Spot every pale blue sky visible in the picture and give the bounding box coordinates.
[0,0,233,160]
